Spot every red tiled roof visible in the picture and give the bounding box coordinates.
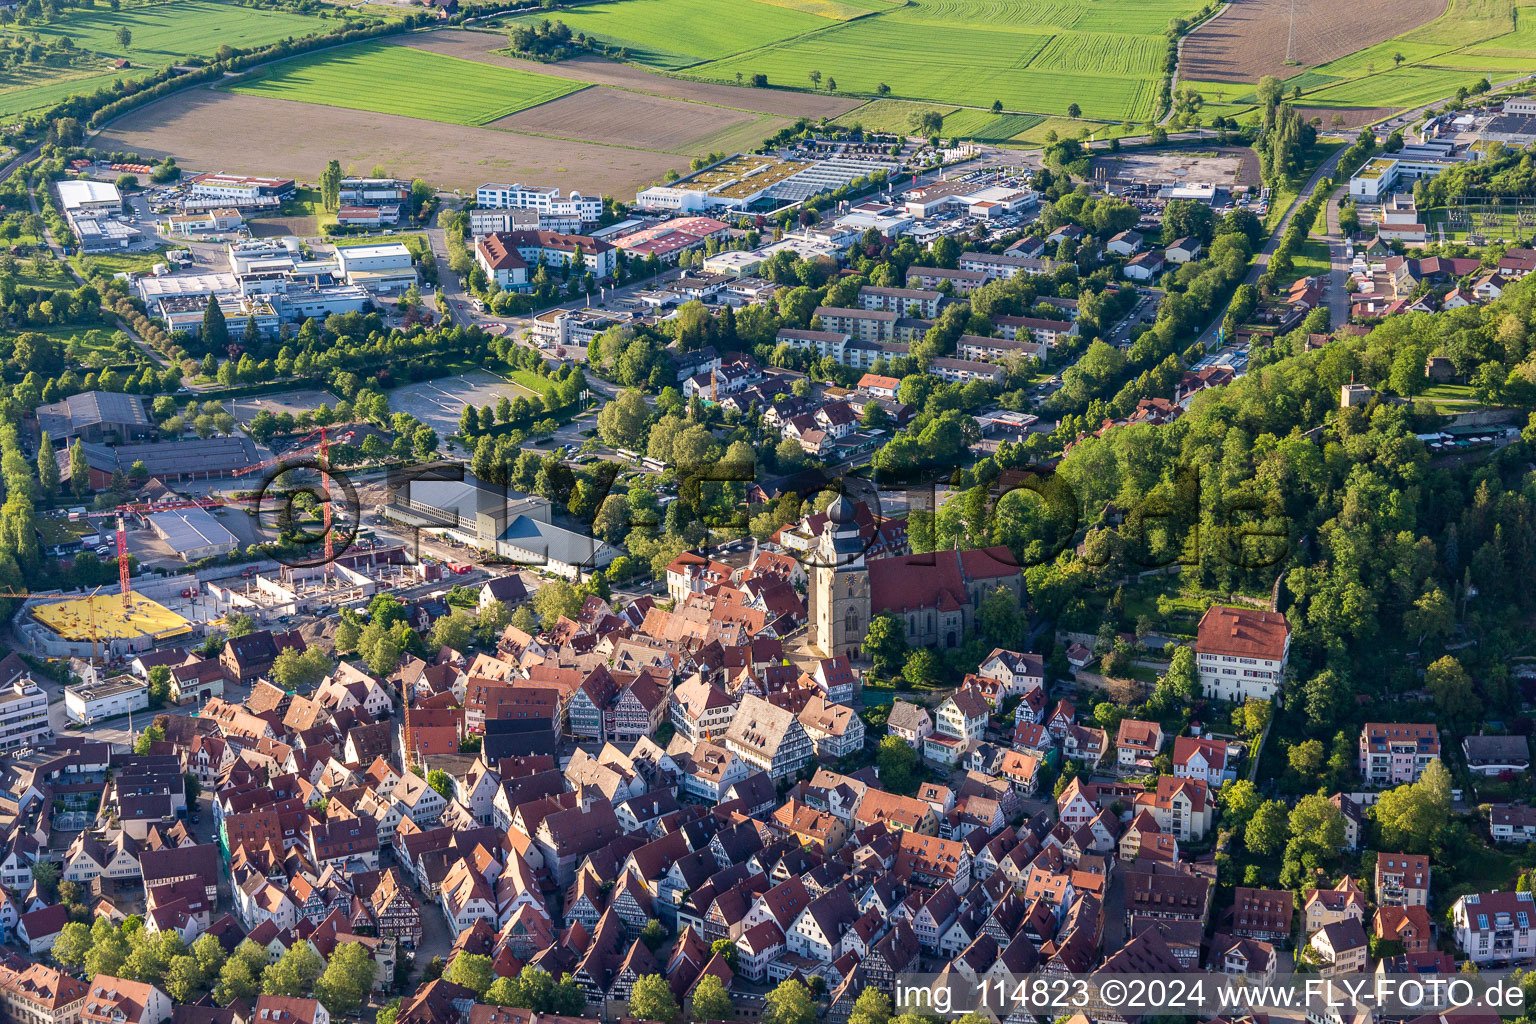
[1196,605,1289,659]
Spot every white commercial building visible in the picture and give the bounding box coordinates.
[0,677,53,752]
[57,179,122,217]
[335,242,416,294]
[65,676,149,724]
[476,183,600,223]
[187,173,295,203]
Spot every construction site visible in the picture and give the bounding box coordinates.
[15,423,441,664]
[17,542,438,663]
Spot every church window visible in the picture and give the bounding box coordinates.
[845,609,858,635]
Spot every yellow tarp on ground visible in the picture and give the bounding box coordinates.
[32,592,193,641]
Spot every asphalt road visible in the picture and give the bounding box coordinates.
[1197,142,1351,351]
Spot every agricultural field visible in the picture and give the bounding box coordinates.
[0,66,148,120]
[501,0,841,69]
[3,0,338,62]
[493,84,788,155]
[691,18,1159,120]
[0,0,347,121]
[941,108,1048,141]
[1187,0,1536,120]
[229,40,590,125]
[501,0,1200,121]
[406,29,859,118]
[93,88,690,197]
[1180,0,1448,84]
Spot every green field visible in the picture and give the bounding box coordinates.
[5,0,336,61]
[690,14,1163,119]
[941,108,1048,140]
[72,248,172,278]
[0,67,149,119]
[230,40,590,125]
[1273,0,1536,114]
[504,0,841,69]
[0,0,344,123]
[1276,238,1330,288]
[498,0,1199,121]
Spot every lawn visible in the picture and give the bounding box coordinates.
[1276,238,1330,289]
[72,248,172,277]
[229,39,590,125]
[510,370,556,397]
[1421,382,1481,403]
[502,0,841,69]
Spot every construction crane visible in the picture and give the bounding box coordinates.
[231,425,333,477]
[116,515,130,609]
[84,584,105,667]
[234,425,340,572]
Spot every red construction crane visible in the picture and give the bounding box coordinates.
[116,514,129,609]
[232,426,331,477]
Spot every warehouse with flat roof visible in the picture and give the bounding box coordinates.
[147,508,240,561]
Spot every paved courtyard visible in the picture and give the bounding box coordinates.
[389,370,542,438]
[229,389,342,426]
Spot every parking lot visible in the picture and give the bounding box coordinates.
[229,389,341,426]
[389,369,543,438]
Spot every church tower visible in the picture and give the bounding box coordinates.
[810,496,870,659]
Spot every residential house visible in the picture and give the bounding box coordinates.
[1194,606,1290,702]
[1376,853,1430,908]
[1359,724,1440,786]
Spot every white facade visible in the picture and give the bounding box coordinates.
[476,183,600,222]
[0,679,52,752]
[1454,892,1536,966]
[1196,649,1287,701]
[65,677,148,724]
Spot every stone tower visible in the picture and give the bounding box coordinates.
[810,496,869,659]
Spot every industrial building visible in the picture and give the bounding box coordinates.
[610,217,731,262]
[1349,141,1466,201]
[135,244,374,337]
[387,474,613,578]
[56,180,122,217]
[35,392,153,444]
[61,436,261,489]
[335,242,418,293]
[637,154,897,213]
[186,173,295,205]
[73,218,141,253]
[147,508,240,561]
